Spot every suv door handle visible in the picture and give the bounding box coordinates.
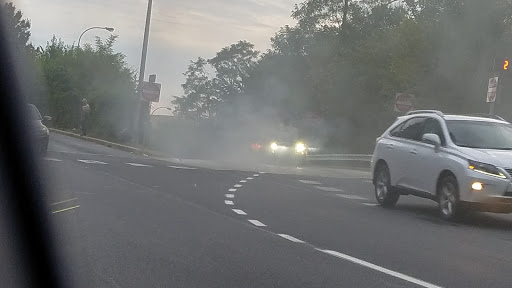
[386,144,394,149]
[410,149,418,155]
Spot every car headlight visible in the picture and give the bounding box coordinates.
[468,160,506,179]
[295,142,306,153]
[270,142,278,150]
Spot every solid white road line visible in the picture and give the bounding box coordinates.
[277,234,305,243]
[246,177,254,180]
[224,200,234,205]
[228,188,237,192]
[336,194,368,200]
[44,157,62,162]
[300,180,322,185]
[127,163,153,167]
[315,249,442,288]
[52,205,80,214]
[225,194,235,198]
[234,184,242,188]
[362,203,379,207]
[248,220,266,227]
[78,159,107,165]
[50,198,78,206]
[239,180,247,183]
[232,209,247,215]
[168,165,197,170]
[315,186,343,192]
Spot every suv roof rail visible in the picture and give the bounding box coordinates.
[465,113,506,121]
[406,110,444,117]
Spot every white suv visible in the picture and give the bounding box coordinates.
[371,110,512,220]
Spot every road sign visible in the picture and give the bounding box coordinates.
[487,77,498,103]
[142,81,161,102]
[394,93,415,113]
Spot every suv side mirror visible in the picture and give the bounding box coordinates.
[422,133,441,149]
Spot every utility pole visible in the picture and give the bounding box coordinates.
[135,0,153,144]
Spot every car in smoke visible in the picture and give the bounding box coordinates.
[371,110,512,220]
[27,104,50,155]
[267,139,309,164]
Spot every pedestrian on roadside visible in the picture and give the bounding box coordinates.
[81,98,91,136]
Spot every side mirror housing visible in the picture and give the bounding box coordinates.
[422,133,441,150]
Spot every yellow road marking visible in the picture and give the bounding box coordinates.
[52,205,80,214]
[50,198,78,206]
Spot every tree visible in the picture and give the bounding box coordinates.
[1,2,31,50]
[208,41,259,104]
[172,57,217,118]
[36,35,137,141]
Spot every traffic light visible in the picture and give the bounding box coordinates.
[504,59,509,71]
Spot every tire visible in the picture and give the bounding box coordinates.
[437,174,461,220]
[374,164,400,207]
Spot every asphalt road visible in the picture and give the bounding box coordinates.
[39,132,512,287]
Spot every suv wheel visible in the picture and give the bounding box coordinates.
[438,175,460,220]
[374,164,399,207]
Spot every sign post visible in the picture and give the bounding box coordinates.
[487,76,498,114]
[394,93,415,113]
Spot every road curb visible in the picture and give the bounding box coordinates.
[49,128,164,157]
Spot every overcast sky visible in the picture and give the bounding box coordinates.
[15,0,297,114]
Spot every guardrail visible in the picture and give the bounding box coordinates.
[306,154,372,162]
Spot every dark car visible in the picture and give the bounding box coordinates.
[27,104,50,155]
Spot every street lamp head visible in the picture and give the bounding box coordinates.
[105,27,115,32]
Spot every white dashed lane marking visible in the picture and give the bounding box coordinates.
[232,209,247,215]
[248,220,266,227]
[234,184,242,188]
[253,174,259,177]
[315,249,442,288]
[299,180,322,185]
[315,186,343,192]
[78,159,107,165]
[44,157,62,162]
[364,180,373,184]
[246,177,254,180]
[225,194,235,198]
[168,165,197,170]
[277,234,305,243]
[228,188,237,192]
[336,194,367,201]
[225,200,234,205]
[362,203,379,207]
[239,180,247,183]
[127,163,153,167]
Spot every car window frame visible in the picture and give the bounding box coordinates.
[389,116,427,142]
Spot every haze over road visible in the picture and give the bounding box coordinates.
[44,132,512,288]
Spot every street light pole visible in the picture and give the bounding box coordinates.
[135,0,153,144]
[77,26,114,47]
[151,107,172,115]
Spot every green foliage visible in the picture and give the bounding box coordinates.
[1,2,31,50]
[179,0,512,152]
[35,35,137,141]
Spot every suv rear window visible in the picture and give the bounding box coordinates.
[390,117,426,141]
